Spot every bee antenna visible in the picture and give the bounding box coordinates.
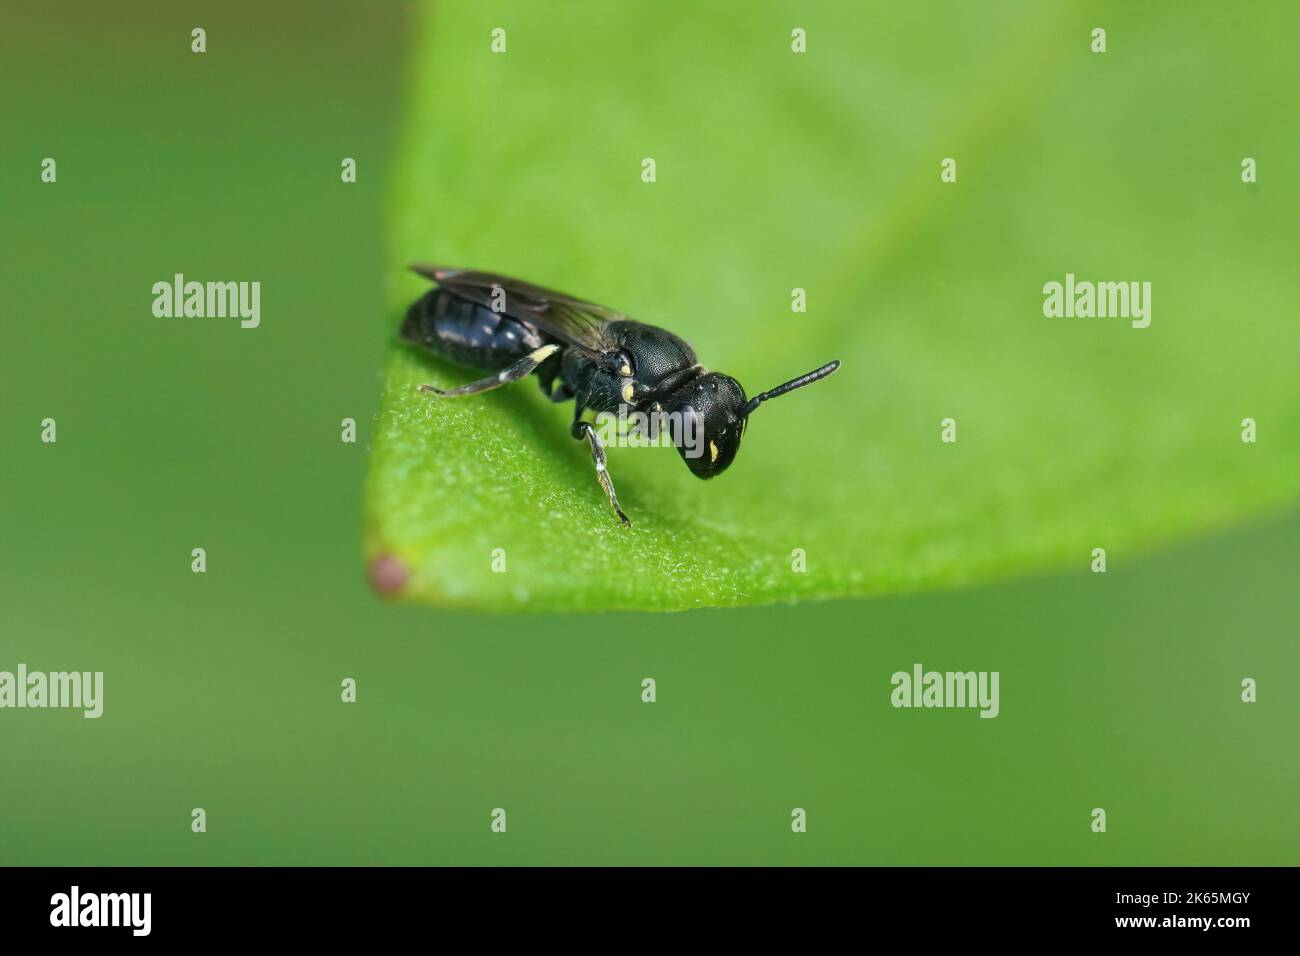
[741,360,841,418]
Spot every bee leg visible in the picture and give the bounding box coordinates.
[571,419,631,528]
[418,344,560,398]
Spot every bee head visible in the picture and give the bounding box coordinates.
[665,360,840,479]
[666,372,747,478]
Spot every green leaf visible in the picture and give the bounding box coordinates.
[365,1,1299,611]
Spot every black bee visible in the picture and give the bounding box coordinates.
[401,265,840,526]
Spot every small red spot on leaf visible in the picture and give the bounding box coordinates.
[368,553,408,598]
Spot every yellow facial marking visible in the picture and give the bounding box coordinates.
[619,363,632,376]
[709,441,719,463]
[622,382,635,402]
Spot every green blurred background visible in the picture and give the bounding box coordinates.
[1,1,1296,865]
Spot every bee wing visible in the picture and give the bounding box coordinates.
[410,265,622,359]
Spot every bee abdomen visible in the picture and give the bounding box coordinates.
[401,288,544,370]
